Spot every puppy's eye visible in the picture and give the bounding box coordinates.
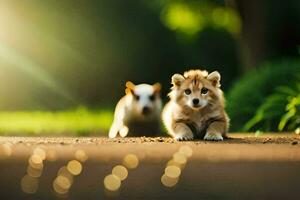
[201,87,209,94]
[134,94,140,101]
[184,89,191,95]
[149,95,155,101]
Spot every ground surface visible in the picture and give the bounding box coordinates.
[0,134,300,200]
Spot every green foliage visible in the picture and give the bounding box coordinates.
[244,83,300,132]
[0,107,113,136]
[278,87,300,131]
[159,1,241,37]
[227,59,300,132]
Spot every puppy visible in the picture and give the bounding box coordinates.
[109,81,162,138]
[162,69,229,141]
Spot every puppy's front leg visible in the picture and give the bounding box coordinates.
[172,123,194,141]
[109,104,128,138]
[204,121,226,141]
[108,122,129,138]
[109,122,120,138]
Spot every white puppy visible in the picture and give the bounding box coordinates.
[109,81,162,138]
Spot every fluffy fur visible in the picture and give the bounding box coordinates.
[162,69,229,141]
[109,82,162,138]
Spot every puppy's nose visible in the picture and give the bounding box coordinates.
[192,98,199,106]
[142,106,151,115]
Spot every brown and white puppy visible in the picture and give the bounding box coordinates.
[109,81,162,138]
[162,69,229,141]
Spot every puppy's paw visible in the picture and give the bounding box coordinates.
[119,126,129,137]
[175,133,194,141]
[109,127,118,139]
[204,133,223,141]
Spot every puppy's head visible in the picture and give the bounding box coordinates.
[125,81,162,117]
[170,69,222,110]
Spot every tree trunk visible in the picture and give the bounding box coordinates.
[227,0,267,72]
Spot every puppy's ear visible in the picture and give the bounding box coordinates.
[153,82,161,94]
[207,71,221,87]
[171,74,185,87]
[125,81,135,94]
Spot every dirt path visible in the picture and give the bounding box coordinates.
[0,134,300,200]
[1,133,299,161]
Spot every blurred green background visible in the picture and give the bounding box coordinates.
[0,0,299,135]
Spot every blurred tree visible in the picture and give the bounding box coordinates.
[227,0,267,71]
[227,0,300,72]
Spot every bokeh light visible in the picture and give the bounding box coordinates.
[28,154,43,170]
[212,8,241,35]
[21,148,47,194]
[165,166,181,179]
[104,154,140,195]
[161,3,204,35]
[0,143,12,158]
[104,174,121,192]
[179,145,193,158]
[33,147,46,160]
[112,165,128,181]
[161,174,179,187]
[53,163,78,196]
[57,166,74,185]
[54,175,72,191]
[160,2,242,37]
[67,160,82,176]
[167,159,185,169]
[123,154,139,169]
[27,165,43,178]
[161,145,193,188]
[53,180,69,195]
[173,152,187,165]
[21,175,39,194]
[75,149,88,163]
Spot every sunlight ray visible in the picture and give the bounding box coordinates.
[0,42,77,103]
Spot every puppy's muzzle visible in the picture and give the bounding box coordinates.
[142,106,151,115]
[192,98,200,107]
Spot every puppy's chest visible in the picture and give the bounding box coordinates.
[188,112,211,128]
[176,111,210,127]
[175,111,219,137]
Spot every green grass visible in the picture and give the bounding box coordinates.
[0,107,113,136]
